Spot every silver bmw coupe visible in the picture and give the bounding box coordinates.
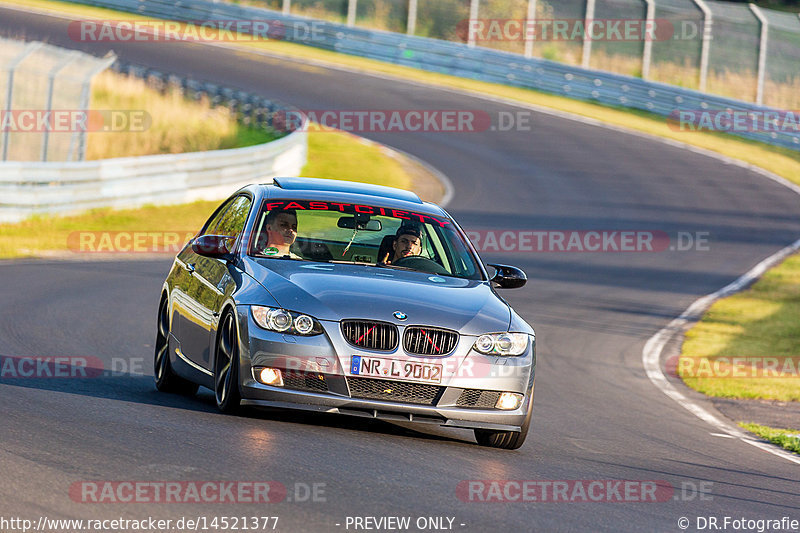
[156,177,535,449]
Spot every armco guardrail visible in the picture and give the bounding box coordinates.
[0,57,307,223]
[72,0,800,151]
[0,131,306,223]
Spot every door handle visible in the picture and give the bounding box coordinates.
[185,263,196,274]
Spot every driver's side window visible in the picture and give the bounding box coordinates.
[202,198,235,235]
[201,196,252,244]
[212,196,252,239]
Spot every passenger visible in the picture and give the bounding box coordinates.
[263,209,301,259]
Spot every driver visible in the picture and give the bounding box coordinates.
[263,209,302,259]
[385,225,422,264]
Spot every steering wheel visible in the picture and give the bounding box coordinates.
[392,256,449,275]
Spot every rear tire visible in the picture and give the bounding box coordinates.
[474,392,533,450]
[214,310,242,414]
[154,296,199,395]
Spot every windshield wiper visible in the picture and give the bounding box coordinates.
[324,259,415,271]
[328,259,371,265]
[373,262,414,271]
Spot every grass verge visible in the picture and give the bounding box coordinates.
[3,0,800,186]
[679,253,800,402]
[0,129,413,258]
[303,130,410,190]
[739,423,800,455]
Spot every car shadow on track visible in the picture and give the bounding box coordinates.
[0,354,476,446]
[190,388,478,446]
[0,353,216,413]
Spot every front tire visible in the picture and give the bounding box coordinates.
[154,296,198,395]
[474,391,533,450]
[214,310,242,414]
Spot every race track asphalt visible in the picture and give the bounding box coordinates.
[1,6,799,532]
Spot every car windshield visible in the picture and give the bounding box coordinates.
[248,199,484,280]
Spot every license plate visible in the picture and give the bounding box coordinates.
[350,355,442,384]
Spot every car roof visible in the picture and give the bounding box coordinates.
[273,177,422,203]
[256,177,448,217]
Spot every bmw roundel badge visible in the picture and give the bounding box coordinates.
[393,311,408,320]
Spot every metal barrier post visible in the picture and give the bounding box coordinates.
[524,0,536,59]
[581,0,596,69]
[749,3,767,106]
[407,0,417,35]
[691,0,712,92]
[467,0,479,48]
[71,54,117,161]
[347,0,357,27]
[41,51,80,162]
[642,0,655,80]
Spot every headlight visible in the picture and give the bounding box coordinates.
[293,314,315,335]
[251,306,323,336]
[268,308,292,332]
[473,332,529,356]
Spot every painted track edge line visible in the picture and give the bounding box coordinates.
[642,236,800,466]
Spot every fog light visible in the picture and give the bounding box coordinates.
[495,392,523,410]
[258,367,283,386]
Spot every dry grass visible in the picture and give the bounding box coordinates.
[86,70,274,159]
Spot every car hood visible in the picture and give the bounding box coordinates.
[245,259,511,334]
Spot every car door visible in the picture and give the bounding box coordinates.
[182,195,252,370]
[173,196,237,368]
[169,243,197,352]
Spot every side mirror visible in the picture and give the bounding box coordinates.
[488,263,527,289]
[192,235,233,259]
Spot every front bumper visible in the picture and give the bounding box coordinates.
[235,306,535,431]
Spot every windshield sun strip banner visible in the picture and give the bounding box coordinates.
[262,200,451,228]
